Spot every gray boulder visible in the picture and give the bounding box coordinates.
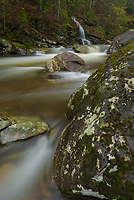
[45,52,87,72]
[53,42,134,199]
[107,30,134,54]
[73,44,90,53]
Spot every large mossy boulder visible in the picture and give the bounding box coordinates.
[107,30,134,54]
[45,52,87,72]
[53,42,134,199]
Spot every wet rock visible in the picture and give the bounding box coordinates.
[12,45,28,55]
[53,42,134,199]
[0,38,26,55]
[56,36,66,44]
[45,52,87,72]
[28,48,36,54]
[0,116,14,131]
[36,41,48,48]
[73,44,89,53]
[0,38,36,55]
[1,121,49,144]
[107,29,134,54]
[0,39,13,54]
[37,38,57,47]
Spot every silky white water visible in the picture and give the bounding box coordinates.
[0,122,67,200]
[72,17,91,45]
[0,45,109,200]
[0,139,51,200]
[0,45,109,68]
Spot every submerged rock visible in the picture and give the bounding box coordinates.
[45,52,87,72]
[107,30,134,54]
[53,42,134,199]
[0,121,49,144]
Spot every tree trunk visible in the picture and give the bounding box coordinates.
[3,0,6,31]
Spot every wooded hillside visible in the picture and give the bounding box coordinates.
[0,0,134,47]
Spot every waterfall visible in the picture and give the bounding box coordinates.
[72,17,91,45]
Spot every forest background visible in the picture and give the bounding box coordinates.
[0,0,134,48]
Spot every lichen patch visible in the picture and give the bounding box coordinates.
[83,88,88,99]
[72,168,76,177]
[72,184,108,199]
[109,165,118,173]
[124,156,130,162]
[109,76,119,82]
[109,96,119,103]
[107,154,115,160]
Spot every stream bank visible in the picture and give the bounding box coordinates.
[0,16,111,55]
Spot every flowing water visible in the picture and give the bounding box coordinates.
[0,45,109,200]
[72,17,91,45]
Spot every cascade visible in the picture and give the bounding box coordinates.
[72,17,91,45]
